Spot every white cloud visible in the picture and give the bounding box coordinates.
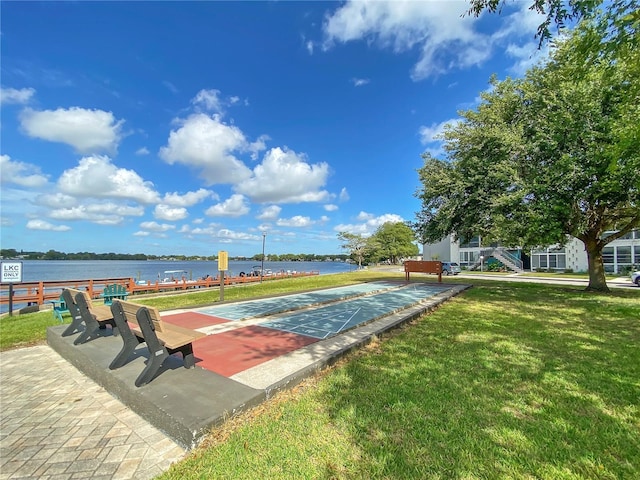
[179,225,259,243]
[159,113,256,184]
[324,204,338,212]
[323,0,543,80]
[339,188,349,202]
[179,224,215,235]
[323,1,486,79]
[205,194,250,217]
[335,211,404,236]
[248,135,270,161]
[154,204,188,221]
[276,215,313,227]
[1,87,36,105]
[20,107,124,153]
[505,41,548,76]
[57,155,160,203]
[257,205,282,221]
[48,202,143,225]
[352,78,370,86]
[217,229,259,241]
[163,81,179,94]
[34,192,77,208]
[192,89,222,112]
[0,154,49,187]
[162,188,215,207]
[419,118,460,157]
[236,147,331,203]
[357,211,374,221]
[139,221,176,232]
[26,219,71,231]
[135,147,150,156]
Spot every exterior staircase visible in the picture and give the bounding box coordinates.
[470,247,524,273]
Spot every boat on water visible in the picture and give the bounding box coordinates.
[159,270,190,283]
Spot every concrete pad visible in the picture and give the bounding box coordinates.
[47,326,265,449]
[47,281,469,450]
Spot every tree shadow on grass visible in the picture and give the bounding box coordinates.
[317,284,640,478]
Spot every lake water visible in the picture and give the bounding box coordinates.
[11,259,356,283]
[0,260,356,314]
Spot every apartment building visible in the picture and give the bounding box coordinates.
[423,229,640,274]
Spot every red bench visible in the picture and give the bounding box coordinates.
[404,261,442,282]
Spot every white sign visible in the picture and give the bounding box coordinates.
[1,262,23,283]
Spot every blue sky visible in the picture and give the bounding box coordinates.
[1,1,546,258]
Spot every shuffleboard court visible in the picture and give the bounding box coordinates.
[197,281,402,320]
[260,283,449,339]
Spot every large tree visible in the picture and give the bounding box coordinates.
[337,232,371,269]
[412,20,639,292]
[370,222,419,265]
[466,0,638,48]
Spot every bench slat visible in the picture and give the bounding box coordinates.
[116,300,204,349]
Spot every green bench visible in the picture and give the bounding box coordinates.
[101,284,129,305]
[50,294,69,322]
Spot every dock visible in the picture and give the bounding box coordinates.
[0,270,320,312]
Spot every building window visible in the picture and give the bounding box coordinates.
[532,256,539,268]
[460,236,480,248]
[617,246,631,264]
[602,247,614,264]
[557,255,566,269]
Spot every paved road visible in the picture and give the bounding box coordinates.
[368,265,638,290]
[456,273,639,289]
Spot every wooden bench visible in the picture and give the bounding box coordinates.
[60,288,117,345]
[101,284,129,305]
[404,260,442,282]
[109,299,206,387]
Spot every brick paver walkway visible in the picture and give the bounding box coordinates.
[0,345,185,479]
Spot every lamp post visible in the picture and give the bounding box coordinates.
[480,255,484,272]
[261,232,266,283]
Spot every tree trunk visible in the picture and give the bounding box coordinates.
[584,237,610,292]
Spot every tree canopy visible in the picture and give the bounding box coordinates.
[370,222,419,265]
[338,222,419,267]
[466,0,638,49]
[412,19,639,291]
[337,232,372,269]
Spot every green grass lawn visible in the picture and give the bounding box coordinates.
[2,273,639,479]
[157,279,639,480]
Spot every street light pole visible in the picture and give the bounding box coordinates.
[261,232,266,283]
[480,255,484,272]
